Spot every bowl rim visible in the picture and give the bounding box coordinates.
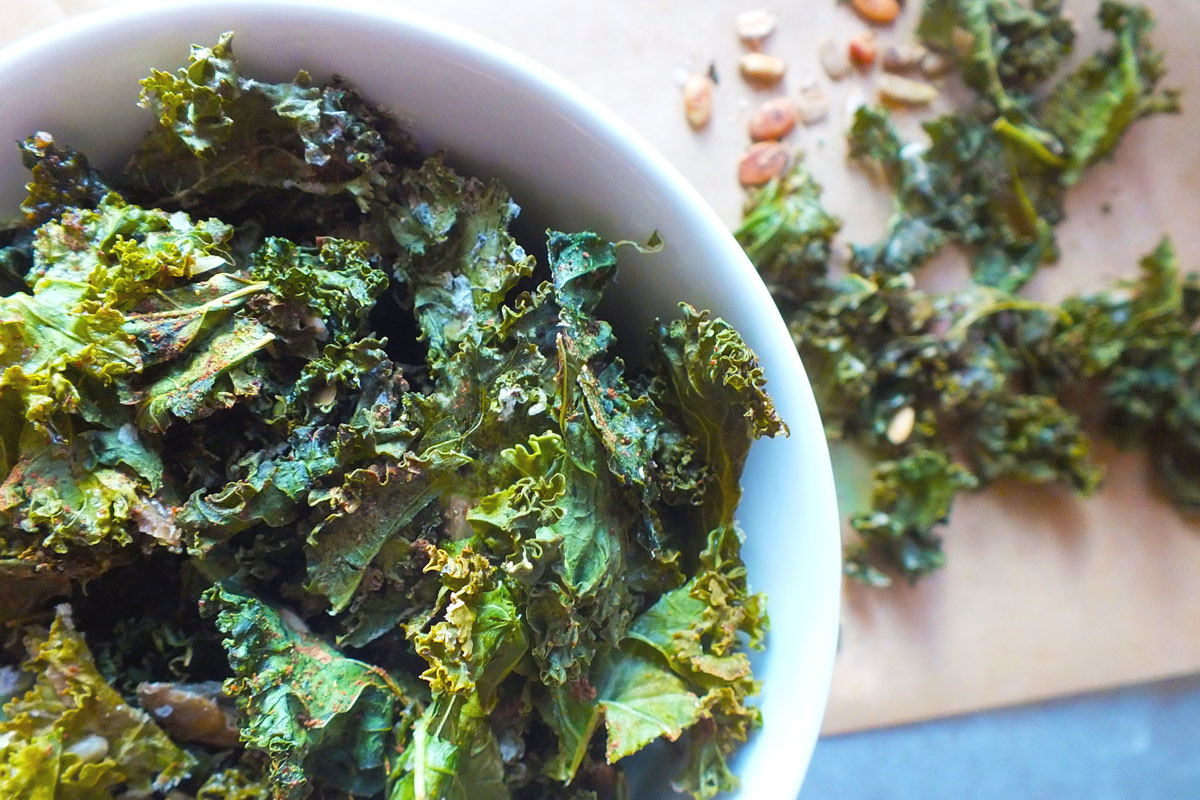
[0,2,842,796]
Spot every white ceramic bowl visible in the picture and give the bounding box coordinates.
[0,2,841,797]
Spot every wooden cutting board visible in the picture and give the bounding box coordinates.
[10,0,1200,736]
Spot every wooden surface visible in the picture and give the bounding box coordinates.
[6,0,1200,736]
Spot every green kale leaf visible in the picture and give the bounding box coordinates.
[202,584,402,799]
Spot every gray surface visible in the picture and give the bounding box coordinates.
[799,675,1200,799]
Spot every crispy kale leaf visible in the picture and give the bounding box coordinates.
[0,605,195,797]
[1056,239,1200,507]
[202,585,402,799]
[1042,1,1181,182]
[0,33,784,800]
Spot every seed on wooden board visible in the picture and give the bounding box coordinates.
[882,43,928,72]
[920,50,952,78]
[739,52,787,85]
[738,141,790,186]
[878,73,939,106]
[819,37,852,80]
[736,9,778,45]
[849,32,878,68]
[851,0,901,25]
[682,73,715,129]
[797,84,831,125]
[749,96,798,141]
[886,406,916,445]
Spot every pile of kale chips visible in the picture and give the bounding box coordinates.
[0,34,785,800]
[739,0,1188,585]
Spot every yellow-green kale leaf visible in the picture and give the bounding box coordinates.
[0,605,195,798]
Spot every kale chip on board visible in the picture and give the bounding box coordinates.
[738,0,1182,586]
[0,32,785,800]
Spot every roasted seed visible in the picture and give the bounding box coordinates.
[849,32,878,68]
[67,734,109,765]
[138,681,241,749]
[886,407,916,445]
[797,84,831,125]
[738,142,790,186]
[682,73,715,129]
[819,37,852,80]
[878,73,939,106]
[739,52,787,85]
[952,26,976,57]
[736,9,778,45]
[749,96,798,141]
[920,50,952,78]
[851,0,901,25]
[882,43,928,73]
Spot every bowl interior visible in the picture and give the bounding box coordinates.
[0,2,841,797]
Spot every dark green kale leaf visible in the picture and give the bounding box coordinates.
[845,451,978,586]
[919,0,1077,111]
[18,133,111,228]
[848,105,1062,292]
[387,692,507,800]
[0,34,783,800]
[734,161,841,306]
[742,155,1109,584]
[202,584,403,799]
[249,237,388,343]
[1042,1,1181,182]
[738,1,1178,584]
[652,304,786,535]
[127,31,412,232]
[1056,239,1200,507]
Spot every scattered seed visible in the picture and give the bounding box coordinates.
[67,734,109,765]
[138,681,241,749]
[819,37,852,80]
[952,26,976,57]
[920,50,952,78]
[797,84,831,125]
[738,141,790,186]
[886,406,916,445]
[312,383,338,407]
[682,73,715,129]
[736,9,779,46]
[878,73,939,106]
[851,0,901,25]
[882,43,928,73]
[749,96,799,141]
[739,52,788,85]
[849,32,878,68]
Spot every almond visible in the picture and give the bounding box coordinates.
[749,96,798,141]
[738,141,789,186]
[851,0,901,25]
